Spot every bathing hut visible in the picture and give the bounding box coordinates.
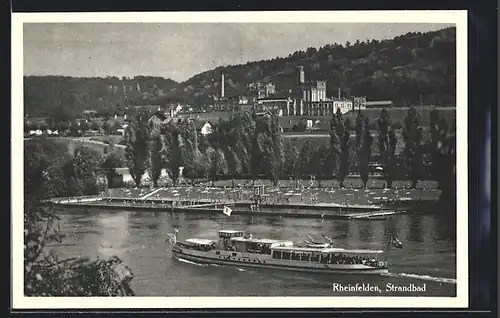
[252,184,268,204]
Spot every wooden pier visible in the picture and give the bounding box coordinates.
[44,195,409,220]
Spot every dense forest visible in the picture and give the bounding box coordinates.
[24,76,180,118]
[165,27,456,107]
[24,27,456,118]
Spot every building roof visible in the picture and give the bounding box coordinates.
[149,111,167,121]
[365,101,393,106]
[311,119,331,131]
[257,98,289,102]
[278,116,305,130]
[194,120,212,130]
[135,105,162,112]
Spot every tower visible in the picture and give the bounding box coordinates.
[221,73,225,98]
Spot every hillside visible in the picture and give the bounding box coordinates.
[24,27,456,118]
[166,27,456,108]
[24,76,180,118]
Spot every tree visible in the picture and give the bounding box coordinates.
[90,121,100,131]
[250,112,262,181]
[428,110,456,205]
[178,120,200,184]
[283,142,299,179]
[124,113,151,187]
[24,139,134,296]
[101,151,124,188]
[359,117,373,187]
[148,132,165,187]
[70,146,103,195]
[377,109,397,188]
[48,103,77,128]
[163,123,183,186]
[403,107,424,188]
[80,121,90,132]
[331,109,350,188]
[179,135,198,184]
[24,139,74,199]
[69,120,80,137]
[298,139,314,179]
[57,121,70,133]
[208,147,228,184]
[24,122,31,134]
[24,195,134,296]
[329,115,340,180]
[355,111,373,188]
[195,152,211,181]
[102,120,113,135]
[258,114,283,186]
[312,144,329,187]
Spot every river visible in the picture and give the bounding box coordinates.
[50,208,456,297]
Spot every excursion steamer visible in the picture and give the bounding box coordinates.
[167,229,403,275]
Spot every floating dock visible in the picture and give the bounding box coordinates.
[44,196,409,220]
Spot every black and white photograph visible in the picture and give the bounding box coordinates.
[12,11,468,309]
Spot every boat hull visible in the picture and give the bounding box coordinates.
[172,249,389,275]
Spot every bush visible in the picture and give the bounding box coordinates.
[24,200,135,296]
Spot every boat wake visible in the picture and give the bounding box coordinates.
[175,257,208,267]
[382,272,457,284]
[176,258,254,273]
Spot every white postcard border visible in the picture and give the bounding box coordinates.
[12,10,468,309]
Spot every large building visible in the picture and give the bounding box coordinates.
[261,66,365,116]
[213,66,372,116]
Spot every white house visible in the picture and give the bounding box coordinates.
[199,122,213,136]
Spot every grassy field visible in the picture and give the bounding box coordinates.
[46,137,125,157]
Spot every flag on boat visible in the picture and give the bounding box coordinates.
[165,233,177,245]
[222,206,232,216]
[390,235,403,249]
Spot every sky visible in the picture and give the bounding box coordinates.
[24,23,452,83]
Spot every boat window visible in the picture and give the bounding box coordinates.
[232,252,237,257]
[292,252,301,261]
[282,252,291,260]
[216,251,220,255]
[311,252,320,262]
[272,251,281,259]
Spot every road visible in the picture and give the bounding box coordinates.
[24,136,126,149]
[282,134,329,138]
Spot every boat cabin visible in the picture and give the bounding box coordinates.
[177,238,217,251]
[229,237,293,255]
[271,246,385,265]
[217,230,293,254]
[218,230,245,239]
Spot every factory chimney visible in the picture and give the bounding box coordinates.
[221,73,225,98]
[298,66,305,85]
